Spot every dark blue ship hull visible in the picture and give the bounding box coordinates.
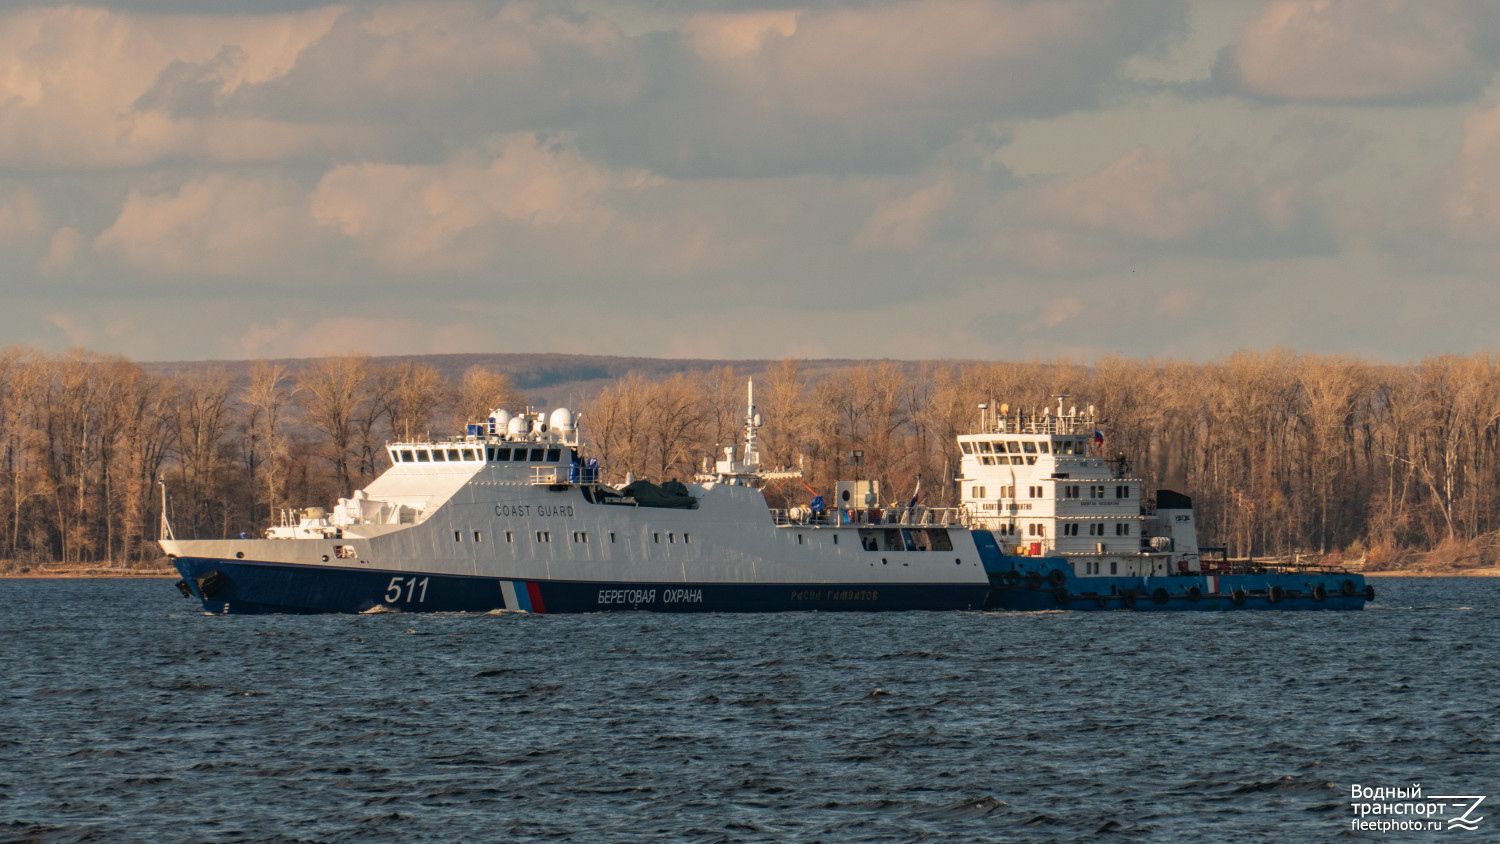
[171,556,991,615]
[971,533,1369,612]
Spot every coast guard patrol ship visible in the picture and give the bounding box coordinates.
[165,384,1370,614]
[165,382,991,614]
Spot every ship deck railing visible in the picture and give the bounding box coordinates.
[770,507,964,528]
[1201,558,1360,576]
[531,466,600,486]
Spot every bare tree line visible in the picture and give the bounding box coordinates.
[3,346,1498,568]
[0,348,521,568]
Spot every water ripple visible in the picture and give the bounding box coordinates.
[0,578,1495,842]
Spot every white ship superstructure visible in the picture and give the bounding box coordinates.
[164,383,991,614]
[958,397,1197,579]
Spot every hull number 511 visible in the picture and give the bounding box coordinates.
[384,576,430,604]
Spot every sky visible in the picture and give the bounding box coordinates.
[5,0,1500,363]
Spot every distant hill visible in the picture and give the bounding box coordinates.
[137,353,935,409]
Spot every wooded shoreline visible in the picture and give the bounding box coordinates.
[6,346,1500,573]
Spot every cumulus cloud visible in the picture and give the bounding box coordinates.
[1218,0,1500,103]
[92,172,322,277]
[37,227,82,276]
[854,180,956,252]
[310,134,643,270]
[989,127,1355,275]
[598,0,1184,176]
[0,4,347,167]
[1436,101,1500,247]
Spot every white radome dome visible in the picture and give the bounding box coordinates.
[549,407,574,433]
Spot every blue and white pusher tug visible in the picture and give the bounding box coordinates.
[961,396,1371,611]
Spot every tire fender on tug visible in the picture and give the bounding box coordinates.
[1052,586,1068,605]
[1340,579,1357,597]
[1152,587,1169,605]
[1025,571,1043,590]
[1363,584,1376,602]
[1268,585,1285,604]
[1312,584,1327,602]
[1047,569,1068,589]
[1186,585,1202,603]
[1230,588,1247,606]
[1120,589,1137,609]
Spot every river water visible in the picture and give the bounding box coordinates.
[0,577,1494,842]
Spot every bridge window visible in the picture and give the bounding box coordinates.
[529,449,545,461]
[546,448,561,462]
[978,441,993,453]
[432,450,446,462]
[447,449,461,461]
[461,449,476,461]
[1006,441,1021,454]
[1022,441,1036,454]
[400,449,415,462]
[511,450,527,461]
[960,442,973,454]
[416,450,430,462]
[1037,441,1049,454]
